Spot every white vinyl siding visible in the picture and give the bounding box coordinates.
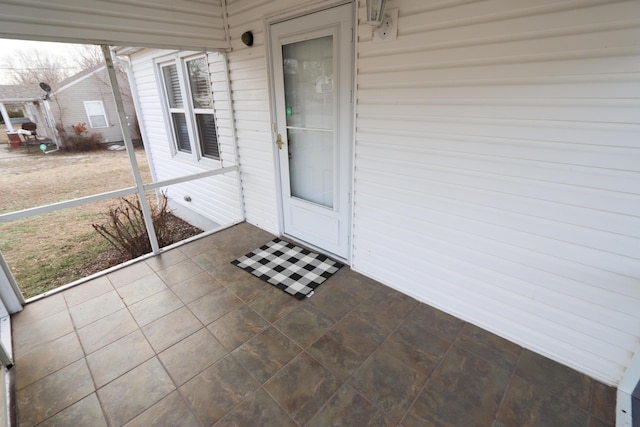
[83,101,108,128]
[129,49,241,228]
[0,0,227,51]
[351,0,640,386]
[224,1,316,234]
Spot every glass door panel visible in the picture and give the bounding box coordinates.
[287,128,333,207]
[282,36,334,208]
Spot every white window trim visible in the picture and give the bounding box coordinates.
[83,100,109,129]
[155,52,221,165]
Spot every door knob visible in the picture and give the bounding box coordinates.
[276,133,283,150]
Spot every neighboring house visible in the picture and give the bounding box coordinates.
[0,0,638,423]
[0,85,56,143]
[48,64,139,145]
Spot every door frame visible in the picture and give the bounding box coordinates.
[265,0,356,263]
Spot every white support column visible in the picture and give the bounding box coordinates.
[0,253,24,314]
[0,103,13,132]
[220,52,246,222]
[41,99,61,149]
[101,45,160,254]
[617,346,640,426]
[0,252,24,369]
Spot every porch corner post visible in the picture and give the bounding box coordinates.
[618,346,640,427]
[100,45,160,254]
[220,52,246,222]
[41,99,61,149]
[0,252,24,312]
[0,103,13,133]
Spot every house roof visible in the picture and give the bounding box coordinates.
[53,64,106,94]
[0,85,43,102]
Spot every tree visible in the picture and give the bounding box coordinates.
[2,48,77,85]
[72,45,104,70]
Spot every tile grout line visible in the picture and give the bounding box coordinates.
[100,271,179,427]
[300,289,421,424]
[492,345,525,425]
[22,290,103,426]
[126,271,212,427]
[586,380,596,427]
[397,316,468,426]
[167,250,280,427]
[235,278,383,426]
[366,299,431,423]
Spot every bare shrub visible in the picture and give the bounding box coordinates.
[61,122,104,151]
[92,193,172,259]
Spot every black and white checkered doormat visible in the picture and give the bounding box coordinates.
[231,238,343,299]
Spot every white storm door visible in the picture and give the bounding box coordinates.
[270,3,353,260]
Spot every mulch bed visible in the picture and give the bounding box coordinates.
[71,213,202,279]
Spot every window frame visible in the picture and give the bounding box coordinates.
[156,52,221,164]
[83,100,109,129]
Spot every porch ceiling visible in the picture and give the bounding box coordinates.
[0,0,229,51]
[0,85,42,103]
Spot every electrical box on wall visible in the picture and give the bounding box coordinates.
[373,8,398,42]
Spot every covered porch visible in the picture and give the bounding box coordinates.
[0,0,638,425]
[13,223,615,426]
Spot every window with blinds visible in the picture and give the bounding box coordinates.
[186,58,212,110]
[172,113,191,153]
[162,65,183,108]
[160,55,220,160]
[196,114,219,159]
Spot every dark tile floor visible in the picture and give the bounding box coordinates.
[12,223,617,426]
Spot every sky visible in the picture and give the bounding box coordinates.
[0,39,83,84]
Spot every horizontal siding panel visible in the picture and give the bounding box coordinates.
[358,139,638,193]
[357,165,640,238]
[357,80,640,99]
[353,0,640,385]
[232,76,269,89]
[358,100,640,125]
[357,117,639,148]
[398,1,637,36]
[354,177,638,277]
[356,125,639,170]
[358,21,640,64]
[233,110,272,122]
[356,159,639,219]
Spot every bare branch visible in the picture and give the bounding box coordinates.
[3,48,75,85]
[71,45,104,70]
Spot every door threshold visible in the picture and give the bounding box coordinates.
[281,233,350,265]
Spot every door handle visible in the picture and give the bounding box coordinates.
[276,133,283,150]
